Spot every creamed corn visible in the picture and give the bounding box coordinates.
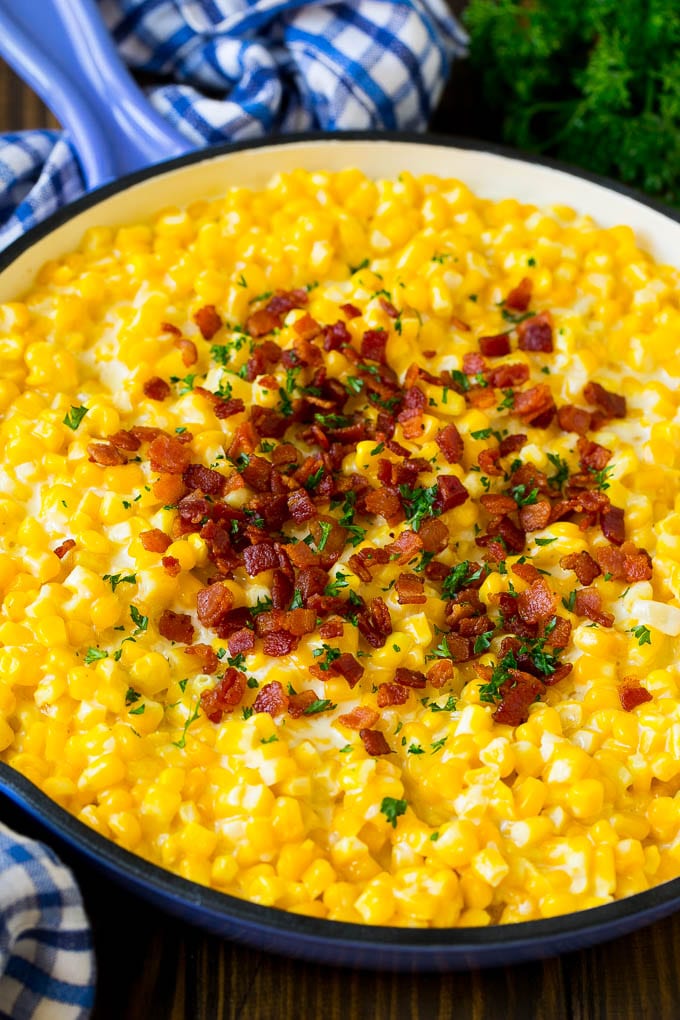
[1,168,680,928]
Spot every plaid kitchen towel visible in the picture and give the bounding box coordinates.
[0,823,95,1020]
[0,0,466,251]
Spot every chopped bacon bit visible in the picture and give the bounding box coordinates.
[376,683,410,707]
[517,578,555,623]
[435,475,469,512]
[183,463,225,496]
[385,530,423,565]
[243,542,279,576]
[108,430,142,452]
[228,628,255,656]
[293,312,322,341]
[266,288,308,317]
[601,506,626,546]
[340,302,362,319]
[322,320,351,352]
[141,528,172,553]
[578,437,611,472]
[327,652,363,689]
[247,308,280,337]
[584,381,626,419]
[357,597,392,648]
[87,442,127,466]
[379,297,399,318]
[442,633,473,663]
[360,329,388,364]
[594,542,653,583]
[427,659,454,688]
[54,538,75,559]
[481,493,518,516]
[130,425,165,443]
[200,667,246,722]
[514,384,556,427]
[573,587,614,627]
[557,405,592,435]
[545,617,572,650]
[462,352,486,376]
[174,337,198,366]
[435,423,464,464]
[561,551,602,586]
[487,362,530,388]
[143,376,171,401]
[288,691,321,718]
[259,630,297,656]
[499,434,527,457]
[394,667,427,689]
[493,670,545,726]
[479,333,511,358]
[364,488,403,524]
[517,311,553,353]
[512,561,541,585]
[319,619,344,639]
[359,728,391,756]
[519,500,552,531]
[193,305,222,340]
[505,277,533,311]
[149,435,192,475]
[197,582,234,628]
[478,448,503,476]
[395,573,426,605]
[619,677,653,712]
[451,315,471,332]
[253,680,289,717]
[161,321,181,336]
[418,518,449,554]
[287,488,316,523]
[185,643,219,674]
[162,555,181,576]
[338,706,380,731]
[240,456,272,494]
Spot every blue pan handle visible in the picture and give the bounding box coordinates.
[0,0,193,189]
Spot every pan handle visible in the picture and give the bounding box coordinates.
[0,0,192,189]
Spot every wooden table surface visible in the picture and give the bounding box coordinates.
[2,36,680,1020]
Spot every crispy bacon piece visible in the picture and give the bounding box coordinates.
[108,430,142,452]
[328,653,364,689]
[286,489,316,523]
[512,562,541,585]
[573,587,614,627]
[462,352,486,376]
[505,277,533,311]
[557,405,592,435]
[88,442,127,466]
[319,618,344,639]
[584,381,626,419]
[263,631,299,656]
[194,387,245,420]
[364,488,403,524]
[288,691,321,718]
[256,608,316,638]
[361,329,388,364]
[162,555,181,578]
[54,538,75,559]
[161,321,181,336]
[228,628,255,656]
[418,518,449,554]
[266,288,308,317]
[174,337,198,366]
[357,597,392,648]
[601,506,625,546]
[379,297,399,318]
[141,528,172,553]
[348,547,390,582]
[435,475,469,512]
[514,384,556,427]
[561,551,602,586]
[517,311,553,353]
[322,320,352,352]
[594,542,653,582]
[143,376,170,401]
[149,435,192,474]
[376,683,409,707]
[478,448,503,477]
[397,386,426,424]
[196,582,234,628]
[435,423,464,464]
[200,667,245,722]
[340,302,361,319]
[395,573,426,605]
[240,456,272,493]
[359,728,391,756]
[185,643,219,674]
[481,493,518,516]
[194,305,222,340]
[519,500,552,531]
[293,312,322,341]
[394,667,427,689]
[578,437,611,472]
[499,434,527,457]
[517,578,555,623]
[183,463,225,496]
[487,362,530,389]
[338,706,380,731]
[246,309,280,337]
[254,680,290,717]
[493,670,545,726]
[619,677,653,712]
[479,333,511,357]
[243,542,279,576]
[427,659,454,689]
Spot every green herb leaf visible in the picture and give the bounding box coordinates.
[84,647,108,665]
[380,796,407,828]
[303,698,337,715]
[63,405,89,430]
[103,572,137,592]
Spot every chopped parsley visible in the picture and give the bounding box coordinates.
[430,695,457,713]
[129,605,148,634]
[172,699,201,749]
[399,483,439,532]
[312,644,342,671]
[63,405,89,430]
[631,624,652,646]
[125,687,141,706]
[547,453,570,490]
[84,647,108,665]
[315,520,333,552]
[303,698,337,715]
[103,572,137,592]
[511,483,539,507]
[380,796,407,828]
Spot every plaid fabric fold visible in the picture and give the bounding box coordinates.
[0,0,466,250]
[0,824,95,1020]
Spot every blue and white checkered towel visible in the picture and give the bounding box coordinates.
[0,824,95,1020]
[0,0,466,250]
